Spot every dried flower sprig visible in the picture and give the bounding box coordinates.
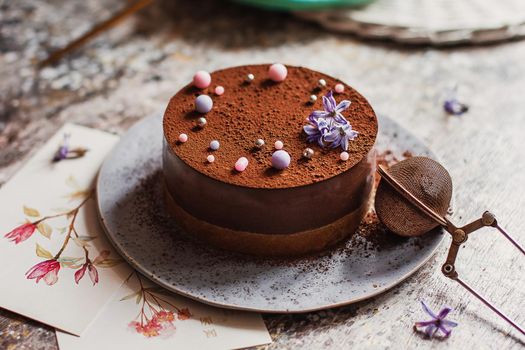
[52,133,89,162]
[414,301,458,338]
[303,91,358,151]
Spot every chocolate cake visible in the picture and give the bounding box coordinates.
[163,64,378,256]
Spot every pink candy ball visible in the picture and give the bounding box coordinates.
[178,133,188,143]
[340,151,349,161]
[207,155,215,163]
[268,63,288,82]
[235,157,249,172]
[193,70,211,89]
[215,85,225,95]
[335,83,345,93]
[274,140,284,150]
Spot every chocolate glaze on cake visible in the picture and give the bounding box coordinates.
[163,64,378,256]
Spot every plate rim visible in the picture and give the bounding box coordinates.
[96,114,445,314]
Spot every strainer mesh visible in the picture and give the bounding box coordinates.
[375,156,452,236]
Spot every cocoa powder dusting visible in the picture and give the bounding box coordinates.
[163,64,377,189]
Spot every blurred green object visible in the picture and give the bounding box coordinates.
[235,0,372,11]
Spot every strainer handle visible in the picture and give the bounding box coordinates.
[454,277,525,336]
[495,224,525,256]
[442,211,525,336]
[442,212,525,274]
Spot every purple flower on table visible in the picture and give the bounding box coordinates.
[414,301,458,338]
[53,133,70,162]
[52,133,88,162]
[444,98,469,116]
[303,91,357,151]
[443,85,468,116]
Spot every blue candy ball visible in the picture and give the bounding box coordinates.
[195,95,213,113]
[271,150,291,170]
[210,140,220,150]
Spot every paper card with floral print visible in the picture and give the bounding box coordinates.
[56,272,272,350]
[0,123,132,336]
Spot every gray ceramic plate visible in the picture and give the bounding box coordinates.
[97,114,444,313]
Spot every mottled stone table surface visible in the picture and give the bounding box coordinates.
[1,0,525,349]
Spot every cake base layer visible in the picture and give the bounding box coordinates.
[164,181,373,257]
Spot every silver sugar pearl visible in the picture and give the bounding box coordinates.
[318,79,327,87]
[246,73,255,82]
[309,95,317,103]
[303,148,314,159]
[255,138,265,148]
[197,117,207,128]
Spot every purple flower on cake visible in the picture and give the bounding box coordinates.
[414,301,458,338]
[309,90,350,124]
[324,122,358,151]
[303,117,332,147]
[303,91,357,151]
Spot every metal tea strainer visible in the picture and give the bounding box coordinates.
[375,156,525,336]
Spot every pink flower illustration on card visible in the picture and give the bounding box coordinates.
[75,261,99,285]
[124,273,191,338]
[3,177,123,287]
[129,313,175,338]
[177,308,191,320]
[4,222,37,244]
[25,259,61,285]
